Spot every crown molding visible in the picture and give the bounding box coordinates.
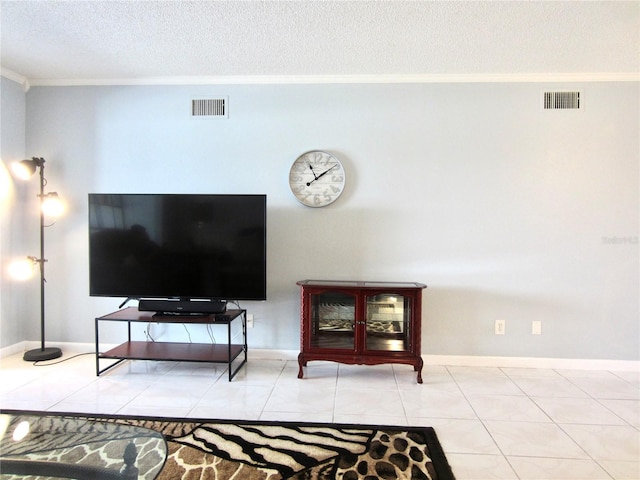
[0,67,30,91]
[25,72,640,87]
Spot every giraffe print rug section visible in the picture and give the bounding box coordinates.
[1,410,455,480]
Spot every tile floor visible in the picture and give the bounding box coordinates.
[1,351,639,480]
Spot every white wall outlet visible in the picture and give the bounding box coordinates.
[495,319,506,335]
[532,320,542,335]
[247,314,254,328]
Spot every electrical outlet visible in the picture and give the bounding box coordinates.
[495,319,505,335]
[532,321,542,335]
[247,314,254,328]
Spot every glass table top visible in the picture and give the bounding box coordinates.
[0,411,167,480]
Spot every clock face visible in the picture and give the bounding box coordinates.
[289,150,346,207]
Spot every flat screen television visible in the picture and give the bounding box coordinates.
[89,193,266,313]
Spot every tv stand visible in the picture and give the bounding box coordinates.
[95,307,247,381]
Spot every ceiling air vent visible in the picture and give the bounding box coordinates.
[543,91,580,110]
[192,98,227,117]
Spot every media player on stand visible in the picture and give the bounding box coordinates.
[138,298,227,315]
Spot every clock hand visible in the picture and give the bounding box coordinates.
[309,164,318,180]
[306,164,337,186]
[315,164,337,180]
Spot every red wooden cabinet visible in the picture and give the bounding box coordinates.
[297,280,427,383]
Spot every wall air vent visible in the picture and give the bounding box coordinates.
[543,91,580,110]
[192,98,227,117]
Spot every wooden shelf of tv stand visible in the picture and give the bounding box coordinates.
[102,341,245,364]
[95,307,247,381]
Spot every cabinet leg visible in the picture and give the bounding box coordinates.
[297,353,305,379]
[415,358,424,384]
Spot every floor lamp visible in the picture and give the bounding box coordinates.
[12,157,64,362]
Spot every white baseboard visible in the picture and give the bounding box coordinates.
[422,354,640,372]
[3,343,638,372]
[249,348,299,361]
[249,350,639,372]
[1,341,104,359]
[0,341,29,358]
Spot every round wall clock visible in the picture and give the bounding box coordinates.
[288,150,346,207]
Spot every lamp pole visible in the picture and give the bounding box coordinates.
[23,158,62,362]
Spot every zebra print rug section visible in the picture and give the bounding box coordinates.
[3,411,456,480]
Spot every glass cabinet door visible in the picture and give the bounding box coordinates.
[365,293,411,352]
[310,291,356,350]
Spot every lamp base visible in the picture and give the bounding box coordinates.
[23,347,62,362]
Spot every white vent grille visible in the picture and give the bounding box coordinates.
[192,98,227,117]
[544,91,580,110]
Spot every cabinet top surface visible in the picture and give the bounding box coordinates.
[296,280,426,289]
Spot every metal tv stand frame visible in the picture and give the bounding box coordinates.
[95,306,247,381]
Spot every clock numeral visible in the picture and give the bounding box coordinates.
[313,193,330,206]
[310,152,323,163]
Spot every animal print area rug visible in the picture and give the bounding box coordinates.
[1,410,455,480]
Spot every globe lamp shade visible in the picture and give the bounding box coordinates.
[41,193,64,217]
[8,257,37,281]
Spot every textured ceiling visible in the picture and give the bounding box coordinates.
[1,0,638,86]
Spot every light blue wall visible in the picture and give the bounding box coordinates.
[12,81,640,360]
[1,76,32,348]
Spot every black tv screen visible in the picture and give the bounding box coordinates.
[89,194,266,302]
